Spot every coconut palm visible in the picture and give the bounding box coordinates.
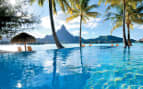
[125,1,143,46]
[66,0,99,47]
[30,0,71,49]
[99,0,128,47]
[99,0,142,47]
[104,1,143,46]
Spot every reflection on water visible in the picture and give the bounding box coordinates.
[0,46,143,89]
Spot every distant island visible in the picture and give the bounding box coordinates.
[83,35,136,43]
[0,25,138,44]
[37,25,136,44]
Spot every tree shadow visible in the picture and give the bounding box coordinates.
[123,47,131,62]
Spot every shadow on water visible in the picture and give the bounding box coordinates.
[0,47,92,89]
[51,48,90,89]
[80,48,88,73]
[123,47,131,61]
[52,49,58,89]
[55,48,77,61]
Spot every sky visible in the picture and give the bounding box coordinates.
[11,0,143,40]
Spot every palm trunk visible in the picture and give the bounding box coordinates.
[79,15,83,47]
[123,0,128,48]
[127,24,132,46]
[24,42,26,51]
[49,0,64,49]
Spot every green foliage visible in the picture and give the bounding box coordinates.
[30,0,71,14]
[66,0,99,23]
[0,0,38,37]
[103,0,143,34]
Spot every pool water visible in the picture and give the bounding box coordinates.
[1,46,143,89]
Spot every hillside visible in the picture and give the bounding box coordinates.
[37,25,82,43]
[83,35,136,43]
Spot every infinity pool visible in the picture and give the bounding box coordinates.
[0,46,143,89]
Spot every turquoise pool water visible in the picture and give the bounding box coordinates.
[1,46,143,89]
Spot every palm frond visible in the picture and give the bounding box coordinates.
[30,0,36,5]
[86,12,98,18]
[38,0,45,7]
[130,24,134,30]
[52,0,57,14]
[111,21,122,34]
[66,14,79,22]
[58,0,65,12]
[98,0,105,5]
[85,4,98,11]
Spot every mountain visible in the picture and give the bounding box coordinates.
[37,25,81,43]
[37,25,136,44]
[83,35,136,43]
[0,25,136,44]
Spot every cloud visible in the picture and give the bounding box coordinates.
[30,10,102,38]
[26,30,46,38]
[40,11,80,30]
[85,18,101,29]
[134,24,143,30]
[71,30,89,36]
[40,11,101,33]
[40,17,51,29]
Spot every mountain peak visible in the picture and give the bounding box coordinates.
[60,25,66,31]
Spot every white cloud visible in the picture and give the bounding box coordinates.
[41,17,51,29]
[40,11,101,32]
[134,24,143,30]
[85,18,101,29]
[70,30,79,36]
[29,11,102,38]
[70,30,88,36]
[40,11,80,31]
[25,30,46,38]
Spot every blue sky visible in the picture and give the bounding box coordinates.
[20,0,143,40]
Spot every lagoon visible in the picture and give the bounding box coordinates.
[0,43,143,89]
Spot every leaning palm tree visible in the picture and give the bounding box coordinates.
[66,0,99,47]
[30,0,71,49]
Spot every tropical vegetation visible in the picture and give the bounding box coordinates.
[105,2,143,46]
[99,0,143,47]
[0,0,143,48]
[0,0,36,38]
[30,0,72,49]
[66,0,99,47]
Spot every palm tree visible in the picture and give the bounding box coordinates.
[99,0,128,47]
[128,2,143,45]
[100,0,142,47]
[105,1,143,46]
[66,0,99,47]
[122,0,128,47]
[30,0,71,49]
